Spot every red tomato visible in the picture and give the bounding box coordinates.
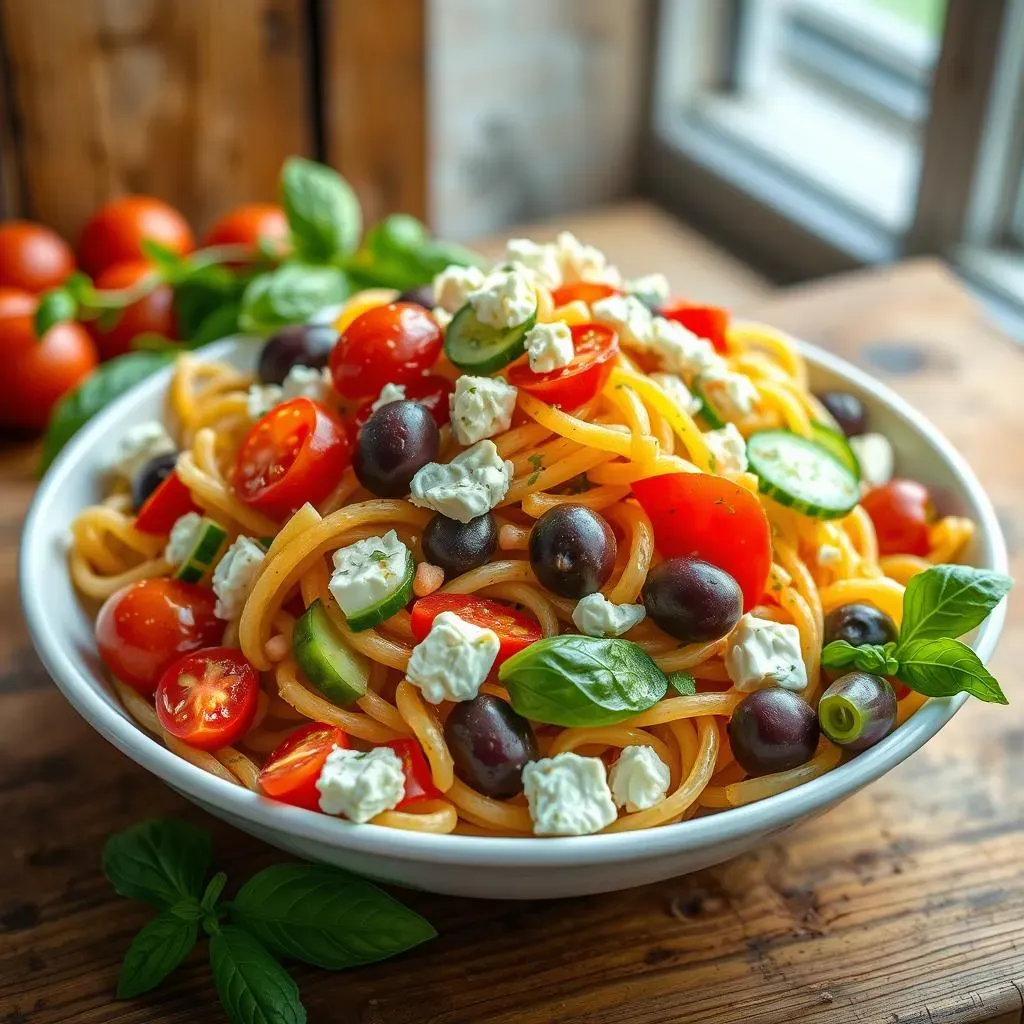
[631,473,772,611]
[77,196,194,278]
[96,579,222,694]
[861,478,933,557]
[88,260,177,359]
[329,302,443,399]
[0,287,37,318]
[134,472,200,534]
[550,282,621,307]
[661,301,729,354]
[0,221,75,293]
[886,676,911,701]
[234,397,352,520]
[155,647,259,751]
[259,723,349,810]
[203,203,289,251]
[383,738,441,808]
[348,372,454,443]
[410,593,543,666]
[507,322,619,409]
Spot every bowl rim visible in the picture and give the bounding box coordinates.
[20,336,1009,868]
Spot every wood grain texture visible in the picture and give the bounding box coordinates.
[2,208,1024,1024]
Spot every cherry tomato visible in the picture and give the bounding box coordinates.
[0,314,98,430]
[0,221,75,293]
[329,302,443,399]
[661,301,729,354]
[383,738,441,808]
[550,282,621,307]
[77,196,194,278]
[134,472,200,534]
[155,647,259,751]
[861,478,933,557]
[259,723,349,810]
[632,473,772,611]
[96,579,222,694]
[88,260,177,359]
[348,372,454,444]
[202,203,289,251]
[507,322,619,409]
[410,593,543,666]
[234,397,352,520]
[0,287,37,318]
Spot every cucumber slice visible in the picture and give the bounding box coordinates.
[691,376,726,429]
[293,600,370,706]
[747,429,860,519]
[345,555,415,632]
[810,423,861,482]
[444,302,537,374]
[173,518,227,583]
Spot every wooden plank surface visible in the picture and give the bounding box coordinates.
[2,209,1024,1024]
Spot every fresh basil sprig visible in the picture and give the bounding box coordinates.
[667,672,697,697]
[239,263,351,335]
[281,156,362,265]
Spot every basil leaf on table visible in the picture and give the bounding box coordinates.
[900,564,1012,645]
[230,863,436,969]
[281,156,361,264]
[896,637,1008,704]
[239,263,350,335]
[499,636,668,727]
[820,640,898,676]
[117,909,199,999]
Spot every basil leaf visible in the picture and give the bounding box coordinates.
[40,350,175,474]
[174,264,245,340]
[668,672,696,696]
[117,909,198,999]
[900,564,1012,645]
[896,637,1008,704]
[239,263,350,335]
[229,863,435,969]
[141,238,188,282]
[209,925,306,1024]
[820,640,897,675]
[34,287,77,336]
[499,637,668,727]
[189,302,243,348]
[102,818,212,910]
[281,156,361,264]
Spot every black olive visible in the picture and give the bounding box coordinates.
[823,603,898,648]
[353,400,440,497]
[641,557,742,643]
[529,504,616,599]
[131,451,179,511]
[422,513,498,578]
[818,671,897,753]
[816,390,867,438]
[728,689,820,776]
[257,323,337,385]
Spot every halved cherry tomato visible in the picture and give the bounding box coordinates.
[507,322,619,409]
[259,722,349,810]
[410,593,543,666]
[0,221,74,293]
[202,203,288,252]
[348,372,454,444]
[135,471,200,534]
[329,302,443,399]
[861,478,933,557]
[661,301,729,354]
[96,579,222,694]
[155,647,259,751]
[233,397,352,520]
[383,738,441,808]
[88,260,177,359]
[550,282,621,307]
[632,473,772,611]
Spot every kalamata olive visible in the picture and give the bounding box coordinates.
[823,602,897,648]
[397,284,436,310]
[816,390,867,438]
[354,400,440,497]
[257,323,337,385]
[131,451,179,511]
[529,504,616,599]
[818,671,897,752]
[641,557,742,643]
[422,512,498,579]
[444,694,538,798]
[728,689,820,776]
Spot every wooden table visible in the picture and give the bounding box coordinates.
[2,250,1023,1024]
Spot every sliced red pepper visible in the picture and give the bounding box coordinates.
[660,301,730,354]
[134,471,200,535]
[384,738,441,808]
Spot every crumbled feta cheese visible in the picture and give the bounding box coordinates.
[649,317,723,376]
[850,432,894,489]
[701,366,758,419]
[725,614,808,693]
[818,543,843,566]
[247,383,282,419]
[370,382,407,413]
[608,745,671,812]
[432,306,453,328]
[307,304,345,326]
[112,421,176,481]
[703,423,748,474]
[591,294,654,348]
[525,321,574,373]
[468,267,537,329]
[650,372,702,417]
[316,746,406,822]
[211,536,265,620]
[571,592,646,638]
[554,231,622,287]
[246,366,332,419]
[434,265,487,314]
[329,531,410,620]
[164,512,203,567]
[406,610,500,704]
[505,238,562,290]
[522,752,618,836]
[449,375,518,446]
[625,273,670,305]
[409,440,513,523]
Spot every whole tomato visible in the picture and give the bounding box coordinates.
[77,196,194,278]
[0,221,75,293]
[203,203,288,251]
[88,260,177,359]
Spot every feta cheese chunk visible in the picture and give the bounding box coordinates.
[410,440,513,523]
[703,423,749,474]
[525,321,574,373]
[522,752,618,836]
[212,536,265,620]
[725,613,808,692]
[112,421,176,481]
[554,231,622,287]
[433,265,486,314]
[701,366,759,419]
[247,365,332,418]
[572,592,646,638]
[608,745,671,812]
[650,372,701,417]
[247,383,281,419]
[818,543,843,566]
[406,610,500,704]
[850,432,894,489]
[625,273,670,305]
[649,317,723,376]
[370,382,407,413]
[432,306,453,329]
[468,267,537,329]
[591,294,654,348]
[316,746,406,822]
[329,531,411,620]
[505,237,562,290]
[449,375,518,446]
[164,512,203,567]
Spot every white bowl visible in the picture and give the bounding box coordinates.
[20,337,1008,899]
